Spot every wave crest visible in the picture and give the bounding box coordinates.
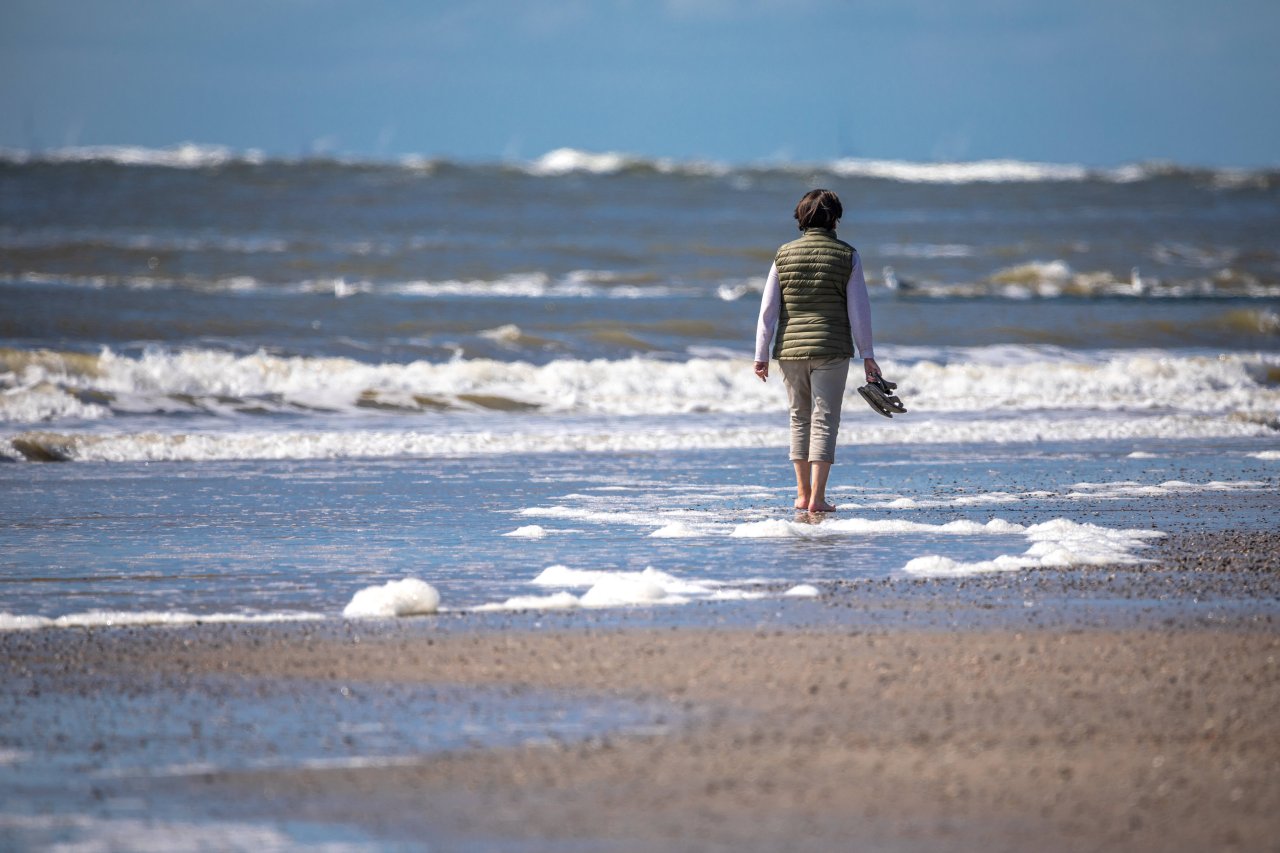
[4,144,1273,187]
[3,346,1277,426]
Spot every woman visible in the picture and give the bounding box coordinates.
[753,188,881,513]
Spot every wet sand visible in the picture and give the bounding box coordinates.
[4,530,1279,852]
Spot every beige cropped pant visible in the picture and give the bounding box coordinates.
[778,356,850,464]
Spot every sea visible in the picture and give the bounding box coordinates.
[2,144,1280,850]
[1,144,1278,626]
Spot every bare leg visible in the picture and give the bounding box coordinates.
[792,460,811,509]
[808,461,836,512]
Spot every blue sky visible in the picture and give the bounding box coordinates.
[2,0,1277,166]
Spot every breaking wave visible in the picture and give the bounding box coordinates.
[0,271,690,300]
[3,345,1277,427]
[3,413,1274,463]
[0,345,1274,422]
[0,143,266,169]
[3,144,1274,187]
[875,260,1280,300]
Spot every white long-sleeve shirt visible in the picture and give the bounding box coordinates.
[753,250,875,362]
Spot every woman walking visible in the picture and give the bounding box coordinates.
[754,188,881,513]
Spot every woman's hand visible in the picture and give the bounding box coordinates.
[864,358,882,384]
[754,361,769,382]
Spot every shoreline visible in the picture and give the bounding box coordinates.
[3,530,1278,851]
[191,627,1279,853]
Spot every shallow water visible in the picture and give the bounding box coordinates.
[1,440,1274,625]
[0,663,679,852]
[2,148,1277,621]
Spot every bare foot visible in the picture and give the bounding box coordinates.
[808,500,837,513]
[793,498,810,510]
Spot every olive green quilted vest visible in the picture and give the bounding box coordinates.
[772,228,855,360]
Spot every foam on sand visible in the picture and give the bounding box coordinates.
[0,610,323,632]
[903,519,1166,578]
[473,592,580,612]
[472,564,743,611]
[579,573,676,607]
[1064,479,1268,499]
[343,578,441,618]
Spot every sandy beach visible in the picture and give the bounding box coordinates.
[5,13,1278,850]
[5,530,1278,852]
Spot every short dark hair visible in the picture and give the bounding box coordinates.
[793,189,843,231]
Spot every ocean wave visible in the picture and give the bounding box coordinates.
[0,227,290,255]
[0,271,690,300]
[879,260,1280,300]
[3,346,1277,426]
[2,412,1273,463]
[0,143,266,169]
[17,267,1269,303]
[3,144,1274,187]
[828,157,1090,183]
[385,271,685,299]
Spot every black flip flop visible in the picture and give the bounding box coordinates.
[857,377,907,418]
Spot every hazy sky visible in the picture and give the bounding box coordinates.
[2,0,1277,166]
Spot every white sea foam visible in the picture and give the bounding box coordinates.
[386,272,673,299]
[473,592,581,612]
[1249,450,1280,460]
[783,584,821,597]
[829,157,1090,183]
[531,564,707,595]
[1063,479,1268,500]
[520,505,697,527]
[0,269,688,300]
[523,147,727,178]
[0,143,265,168]
[714,281,763,302]
[3,145,1270,188]
[4,346,1277,427]
[649,522,707,538]
[528,148,640,176]
[5,412,1275,463]
[874,260,1280,300]
[504,524,550,538]
[730,514,1162,578]
[519,564,729,609]
[0,749,29,767]
[579,574,677,606]
[342,578,440,618]
[0,385,110,423]
[902,519,1165,577]
[879,242,975,258]
[0,610,323,632]
[731,517,1026,539]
